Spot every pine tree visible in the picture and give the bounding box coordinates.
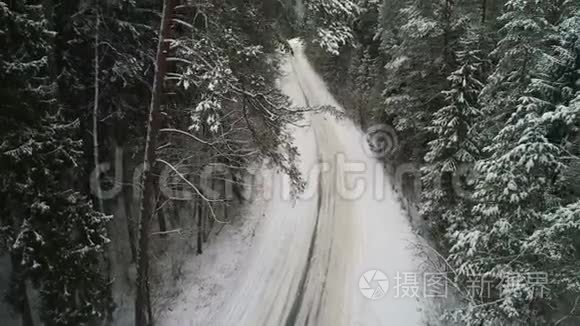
[479,0,555,125]
[0,1,112,324]
[446,1,580,323]
[421,29,485,243]
[381,0,465,164]
[301,0,360,54]
[165,0,306,192]
[134,0,174,324]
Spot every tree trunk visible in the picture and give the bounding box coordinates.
[10,252,34,326]
[488,0,503,24]
[197,198,203,255]
[153,178,167,238]
[224,201,228,222]
[93,8,104,213]
[157,207,168,236]
[123,175,138,263]
[358,101,367,129]
[134,1,175,325]
[202,197,209,243]
[232,173,244,203]
[171,200,180,228]
[223,178,228,221]
[442,0,452,66]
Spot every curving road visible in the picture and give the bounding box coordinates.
[212,40,428,326]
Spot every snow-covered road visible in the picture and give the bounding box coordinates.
[161,40,429,326]
[214,41,426,325]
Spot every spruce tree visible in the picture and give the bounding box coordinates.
[421,29,485,243]
[447,1,580,323]
[381,0,464,164]
[301,0,360,54]
[0,1,112,324]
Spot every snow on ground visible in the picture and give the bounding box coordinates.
[158,39,432,326]
[155,178,266,325]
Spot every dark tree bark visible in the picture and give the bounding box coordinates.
[123,167,138,263]
[358,102,367,129]
[171,200,180,228]
[9,252,34,326]
[224,200,228,222]
[197,198,203,255]
[202,206,207,243]
[442,0,453,65]
[113,97,138,262]
[156,193,168,238]
[153,174,168,238]
[134,0,175,325]
[488,0,504,24]
[231,173,245,203]
[222,178,228,222]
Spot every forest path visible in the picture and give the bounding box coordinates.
[212,40,427,326]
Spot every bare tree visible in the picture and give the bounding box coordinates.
[134,0,175,324]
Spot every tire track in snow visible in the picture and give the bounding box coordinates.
[284,135,323,326]
[284,58,333,324]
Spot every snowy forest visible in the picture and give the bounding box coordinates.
[0,0,579,325]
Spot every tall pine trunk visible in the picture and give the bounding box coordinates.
[481,0,487,23]
[123,155,138,263]
[134,0,175,324]
[197,198,203,255]
[9,252,34,326]
[93,8,104,213]
[155,186,168,238]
